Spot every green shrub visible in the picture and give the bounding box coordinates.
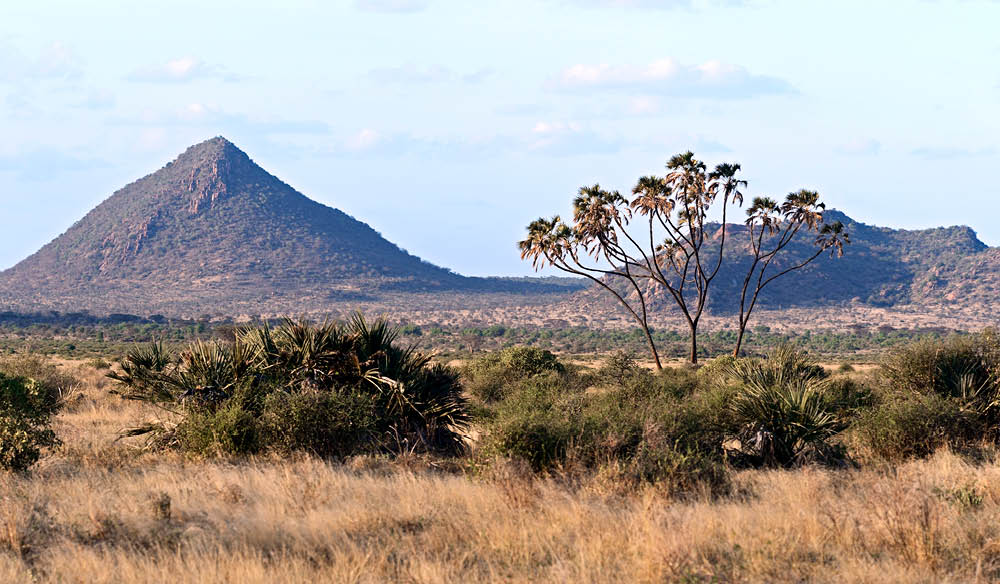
[481,366,730,493]
[849,392,981,461]
[175,398,262,456]
[261,389,376,457]
[0,373,61,471]
[0,354,79,398]
[881,332,1000,410]
[463,346,565,402]
[848,331,1000,461]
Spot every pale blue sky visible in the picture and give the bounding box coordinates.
[1,0,998,276]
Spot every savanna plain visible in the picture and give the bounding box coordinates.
[4,321,1000,584]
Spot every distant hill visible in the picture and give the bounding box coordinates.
[1,137,997,321]
[0,137,574,315]
[574,209,1000,315]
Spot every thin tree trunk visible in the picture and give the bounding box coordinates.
[732,322,746,357]
[688,322,699,364]
[643,327,663,370]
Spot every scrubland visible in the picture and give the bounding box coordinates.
[4,330,1000,583]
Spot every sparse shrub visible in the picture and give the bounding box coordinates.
[87,358,112,370]
[0,354,79,398]
[598,350,639,388]
[838,362,856,373]
[463,346,565,402]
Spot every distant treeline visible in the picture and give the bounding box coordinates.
[0,310,966,360]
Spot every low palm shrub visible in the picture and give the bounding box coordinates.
[719,346,845,467]
[109,314,469,457]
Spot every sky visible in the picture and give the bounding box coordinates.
[1,0,999,277]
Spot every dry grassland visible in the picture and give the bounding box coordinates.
[2,361,1000,583]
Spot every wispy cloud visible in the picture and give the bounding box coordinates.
[113,103,331,137]
[550,58,794,98]
[0,40,83,82]
[837,138,881,156]
[0,147,107,181]
[910,146,996,159]
[126,57,240,83]
[368,64,492,84]
[354,0,430,13]
[560,0,747,9]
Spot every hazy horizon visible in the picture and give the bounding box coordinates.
[2,0,999,276]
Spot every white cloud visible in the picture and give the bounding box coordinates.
[551,57,794,98]
[127,57,239,83]
[346,129,382,151]
[355,0,430,13]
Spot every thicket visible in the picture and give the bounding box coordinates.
[469,333,1000,493]
[850,331,1000,460]
[109,315,469,457]
[0,355,75,471]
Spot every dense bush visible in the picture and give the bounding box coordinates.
[462,346,565,402]
[881,331,1000,414]
[0,373,61,471]
[480,360,730,493]
[849,331,1000,460]
[849,392,980,461]
[109,315,469,457]
[0,356,72,471]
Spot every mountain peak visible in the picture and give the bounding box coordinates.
[0,138,467,314]
[177,136,244,163]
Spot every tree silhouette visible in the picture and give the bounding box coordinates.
[733,191,849,356]
[519,152,745,365]
[520,153,849,365]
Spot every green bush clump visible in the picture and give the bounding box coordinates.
[847,331,1000,461]
[480,365,730,493]
[0,373,62,471]
[849,393,980,461]
[109,314,469,458]
[462,346,565,402]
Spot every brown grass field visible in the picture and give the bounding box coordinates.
[2,360,1000,583]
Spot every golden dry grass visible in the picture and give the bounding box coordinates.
[3,359,1000,582]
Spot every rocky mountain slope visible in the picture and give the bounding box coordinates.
[0,137,569,315]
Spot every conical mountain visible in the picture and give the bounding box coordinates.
[0,137,468,314]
